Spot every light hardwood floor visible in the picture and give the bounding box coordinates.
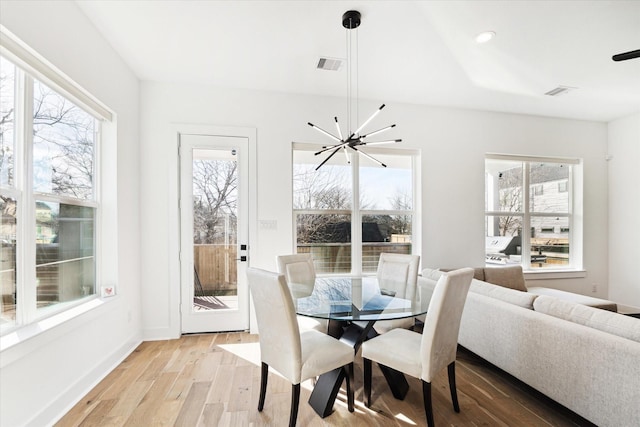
[56,332,593,426]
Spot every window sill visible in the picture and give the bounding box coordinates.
[523,269,586,280]
[0,296,113,356]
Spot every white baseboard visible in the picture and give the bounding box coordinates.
[143,326,181,341]
[26,333,142,427]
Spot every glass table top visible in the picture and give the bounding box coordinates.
[293,276,428,321]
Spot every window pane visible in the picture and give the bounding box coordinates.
[36,201,95,310]
[32,80,96,200]
[361,214,412,273]
[531,216,570,268]
[360,153,412,210]
[485,159,523,212]
[192,149,238,307]
[293,150,351,210]
[296,213,351,274]
[485,214,522,264]
[1,196,16,326]
[530,163,570,213]
[0,56,16,187]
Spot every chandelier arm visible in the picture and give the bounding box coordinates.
[315,141,347,156]
[350,104,385,139]
[308,122,341,142]
[348,145,387,167]
[334,117,344,141]
[342,146,350,164]
[360,124,396,140]
[360,139,402,146]
[315,146,343,170]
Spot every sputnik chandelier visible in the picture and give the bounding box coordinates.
[308,10,401,170]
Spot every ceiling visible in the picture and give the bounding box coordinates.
[76,0,640,122]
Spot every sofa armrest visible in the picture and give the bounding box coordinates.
[528,286,617,312]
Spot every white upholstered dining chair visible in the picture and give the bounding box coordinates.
[277,253,327,332]
[361,267,474,427]
[247,268,354,427]
[277,253,316,294]
[371,253,420,334]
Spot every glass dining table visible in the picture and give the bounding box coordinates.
[292,276,430,418]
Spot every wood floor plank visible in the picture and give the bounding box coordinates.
[56,333,597,427]
[123,371,179,425]
[226,364,254,412]
[76,399,118,427]
[206,362,234,404]
[166,361,197,401]
[104,379,154,419]
[174,381,211,426]
[198,402,225,426]
[149,400,182,426]
[192,350,222,382]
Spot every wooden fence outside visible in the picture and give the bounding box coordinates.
[194,245,237,295]
[194,242,412,295]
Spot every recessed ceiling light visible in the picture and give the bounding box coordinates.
[476,31,495,44]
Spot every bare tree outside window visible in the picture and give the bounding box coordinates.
[496,167,523,236]
[294,163,351,244]
[32,80,95,200]
[192,159,237,245]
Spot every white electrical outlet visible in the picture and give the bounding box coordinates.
[591,283,597,293]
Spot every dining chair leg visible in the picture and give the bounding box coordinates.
[447,361,460,413]
[289,383,301,427]
[258,362,268,411]
[363,358,372,407]
[345,363,354,412]
[422,380,435,427]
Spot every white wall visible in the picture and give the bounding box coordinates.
[140,81,609,340]
[608,113,640,310]
[0,2,141,426]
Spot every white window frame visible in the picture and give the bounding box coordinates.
[293,142,420,276]
[1,27,111,336]
[485,153,583,275]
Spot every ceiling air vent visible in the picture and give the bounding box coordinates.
[317,57,343,71]
[544,86,577,96]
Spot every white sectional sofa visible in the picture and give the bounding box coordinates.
[418,267,640,427]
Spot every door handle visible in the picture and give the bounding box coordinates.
[236,255,247,262]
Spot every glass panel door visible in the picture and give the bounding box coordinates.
[180,134,249,333]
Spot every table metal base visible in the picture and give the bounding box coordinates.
[308,320,410,418]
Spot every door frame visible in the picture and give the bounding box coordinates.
[168,124,256,336]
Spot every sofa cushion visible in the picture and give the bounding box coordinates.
[483,265,527,292]
[421,268,444,281]
[469,279,538,309]
[528,286,618,312]
[534,295,640,343]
